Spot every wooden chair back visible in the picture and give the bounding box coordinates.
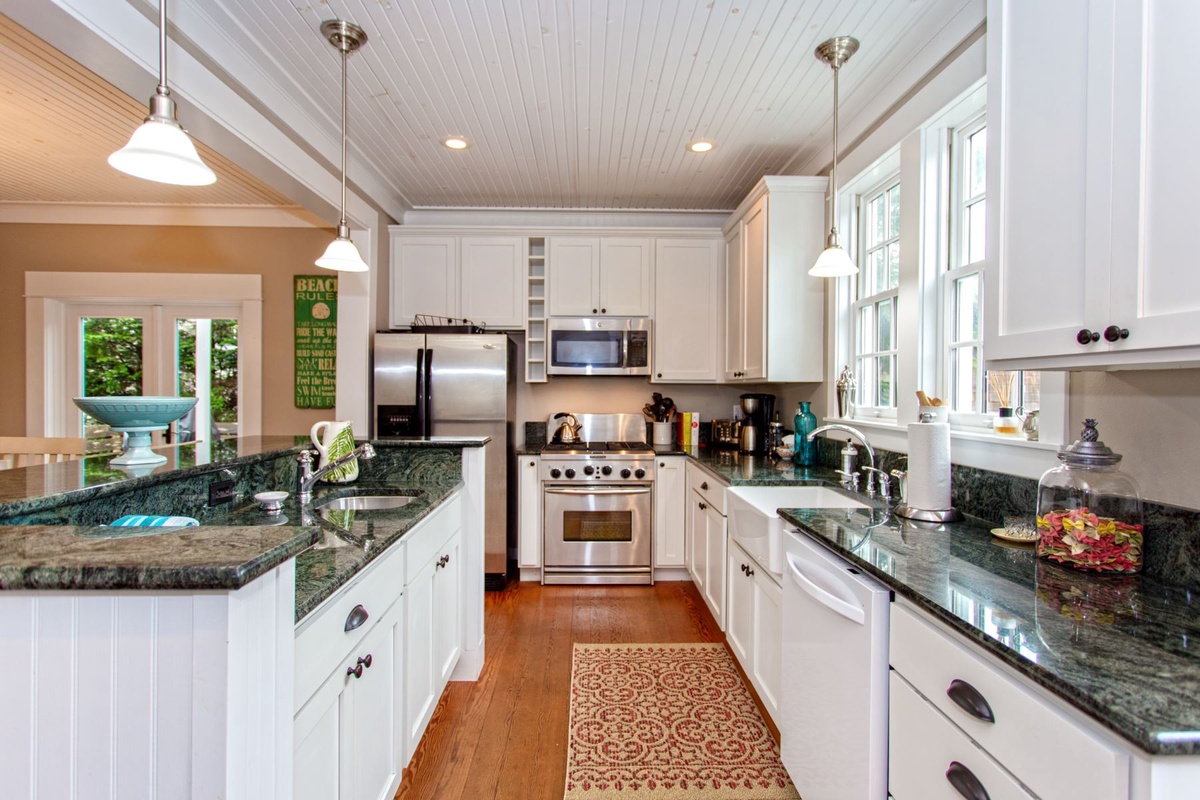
[0,436,88,470]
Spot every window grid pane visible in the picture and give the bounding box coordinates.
[854,176,900,411]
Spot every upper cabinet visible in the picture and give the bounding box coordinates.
[548,236,652,317]
[389,230,525,330]
[722,177,826,382]
[986,0,1200,369]
[653,238,723,382]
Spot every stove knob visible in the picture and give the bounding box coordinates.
[601,465,613,476]
[583,465,595,476]
[549,468,561,479]
[565,468,576,479]
[620,468,632,479]
[634,468,646,479]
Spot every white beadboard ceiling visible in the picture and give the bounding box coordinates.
[1,0,978,214]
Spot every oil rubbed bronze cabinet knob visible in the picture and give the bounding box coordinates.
[1104,325,1130,342]
[1076,328,1100,345]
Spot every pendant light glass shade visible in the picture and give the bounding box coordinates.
[109,0,216,186]
[809,36,860,278]
[316,19,369,273]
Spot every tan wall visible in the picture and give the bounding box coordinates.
[0,222,338,436]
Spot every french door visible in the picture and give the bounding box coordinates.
[66,303,242,446]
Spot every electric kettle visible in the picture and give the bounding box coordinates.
[553,412,582,443]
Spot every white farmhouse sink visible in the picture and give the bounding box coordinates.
[727,486,867,576]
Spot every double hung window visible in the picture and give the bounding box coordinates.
[853,178,901,416]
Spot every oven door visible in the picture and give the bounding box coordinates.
[542,483,653,584]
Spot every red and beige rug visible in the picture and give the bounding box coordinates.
[565,643,800,800]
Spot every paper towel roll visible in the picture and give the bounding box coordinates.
[906,422,952,510]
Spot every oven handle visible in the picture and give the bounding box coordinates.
[544,486,651,496]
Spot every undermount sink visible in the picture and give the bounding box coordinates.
[314,495,415,512]
[727,485,867,575]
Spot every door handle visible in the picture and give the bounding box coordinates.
[344,603,369,632]
[946,679,995,723]
[544,487,651,496]
[945,761,990,800]
[785,552,865,625]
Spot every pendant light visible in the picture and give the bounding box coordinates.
[108,0,216,186]
[315,19,369,273]
[809,36,860,278]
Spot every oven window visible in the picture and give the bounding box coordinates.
[561,510,633,542]
[551,331,623,368]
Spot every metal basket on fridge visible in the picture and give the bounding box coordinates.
[409,314,486,334]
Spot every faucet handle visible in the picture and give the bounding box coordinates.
[834,469,860,492]
[861,466,891,499]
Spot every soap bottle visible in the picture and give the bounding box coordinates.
[794,401,818,466]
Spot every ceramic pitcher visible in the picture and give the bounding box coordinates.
[310,420,359,483]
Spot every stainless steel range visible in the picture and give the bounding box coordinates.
[541,413,655,585]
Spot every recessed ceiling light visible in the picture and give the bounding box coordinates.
[686,140,716,153]
[442,136,471,150]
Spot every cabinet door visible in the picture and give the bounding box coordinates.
[723,224,745,380]
[687,491,707,592]
[391,236,458,327]
[984,0,1113,363]
[751,571,782,722]
[703,503,727,630]
[740,196,767,381]
[433,528,463,687]
[653,457,686,567]
[517,456,542,568]
[460,236,525,329]
[293,681,341,800]
[725,540,754,670]
[548,237,600,316]
[598,237,652,316]
[344,601,403,800]
[653,239,721,382]
[404,554,437,759]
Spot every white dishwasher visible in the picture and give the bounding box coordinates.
[780,528,891,800]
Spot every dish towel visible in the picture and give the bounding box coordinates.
[109,515,200,527]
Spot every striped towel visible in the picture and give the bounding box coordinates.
[109,515,200,527]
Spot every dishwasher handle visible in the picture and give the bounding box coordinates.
[785,551,865,625]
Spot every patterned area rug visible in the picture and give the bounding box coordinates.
[565,643,800,800]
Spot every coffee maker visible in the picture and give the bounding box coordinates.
[738,393,776,454]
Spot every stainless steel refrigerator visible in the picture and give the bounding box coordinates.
[373,332,515,587]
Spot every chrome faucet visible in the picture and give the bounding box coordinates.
[807,423,877,495]
[297,443,377,503]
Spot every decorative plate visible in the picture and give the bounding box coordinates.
[991,526,1038,544]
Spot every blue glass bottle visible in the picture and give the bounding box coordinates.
[795,401,818,466]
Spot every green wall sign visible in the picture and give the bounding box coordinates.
[294,274,338,409]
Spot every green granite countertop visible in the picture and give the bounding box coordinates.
[0,436,484,617]
[780,504,1200,756]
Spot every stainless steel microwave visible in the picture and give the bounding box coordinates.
[547,318,651,376]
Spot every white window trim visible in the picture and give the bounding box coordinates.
[25,272,263,438]
[851,173,903,420]
[826,79,1069,480]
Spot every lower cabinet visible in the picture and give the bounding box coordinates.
[517,455,541,570]
[654,456,686,567]
[726,539,782,722]
[294,596,405,800]
[687,488,727,630]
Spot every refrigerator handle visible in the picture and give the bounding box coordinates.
[415,347,427,435]
[423,348,434,437]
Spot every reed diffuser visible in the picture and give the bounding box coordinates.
[988,371,1020,435]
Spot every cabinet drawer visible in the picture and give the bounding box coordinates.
[890,671,1034,800]
[890,603,1129,800]
[404,493,461,583]
[686,462,726,515]
[295,536,407,709]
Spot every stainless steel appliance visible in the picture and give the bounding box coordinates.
[546,318,651,376]
[540,413,654,585]
[739,393,775,454]
[373,332,515,587]
[711,419,741,449]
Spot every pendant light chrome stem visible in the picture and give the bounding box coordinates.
[809,35,860,278]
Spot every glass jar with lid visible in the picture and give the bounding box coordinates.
[1036,419,1144,574]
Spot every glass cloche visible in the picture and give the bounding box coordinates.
[1036,419,1144,574]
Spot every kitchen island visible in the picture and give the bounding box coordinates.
[0,435,488,800]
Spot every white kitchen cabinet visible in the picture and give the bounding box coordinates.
[726,539,781,723]
[548,236,651,317]
[653,238,723,382]
[517,455,542,570]
[985,0,1200,369]
[722,177,825,382]
[654,456,686,568]
[685,462,728,630]
[388,230,524,329]
[294,594,404,800]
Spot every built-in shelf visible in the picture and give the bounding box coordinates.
[525,237,548,383]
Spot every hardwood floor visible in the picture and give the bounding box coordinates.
[394,580,724,800]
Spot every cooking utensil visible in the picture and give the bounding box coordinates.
[552,412,582,443]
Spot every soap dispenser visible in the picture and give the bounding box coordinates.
[1036,419,1144,574]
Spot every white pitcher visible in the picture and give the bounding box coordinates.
[310,420,359,483]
